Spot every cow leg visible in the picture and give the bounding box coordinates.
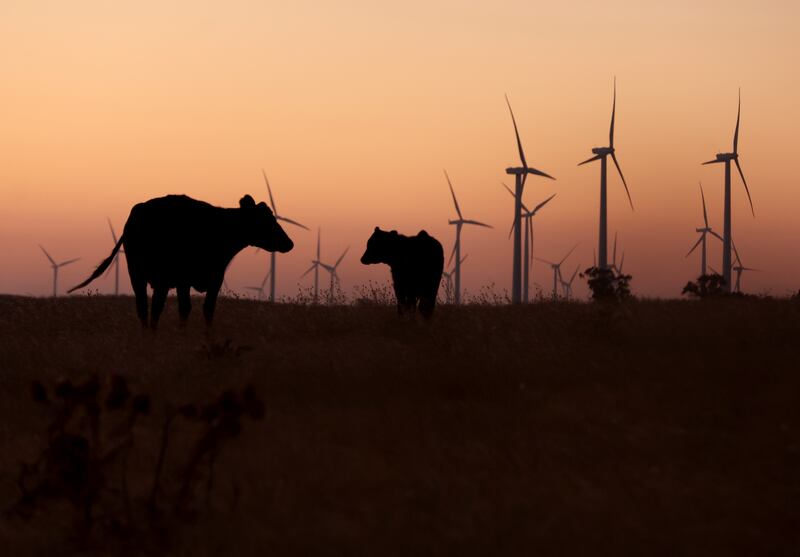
[150,287,169,329]
[131,278,149,328]
[203,286,220,326]
[177,286,192,324]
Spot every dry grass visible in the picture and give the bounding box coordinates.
[0,294,798,556]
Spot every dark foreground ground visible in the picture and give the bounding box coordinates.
[0,295,798,556]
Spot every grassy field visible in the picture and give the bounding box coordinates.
[0,294,798,556]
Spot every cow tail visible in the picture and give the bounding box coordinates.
[68,235,125,293]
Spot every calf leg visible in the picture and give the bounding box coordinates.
[419,295,436,319]
[150,287,169,329]
[177,286,192,324]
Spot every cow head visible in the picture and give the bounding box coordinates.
[360,227,398,265]
[239,195,294,253]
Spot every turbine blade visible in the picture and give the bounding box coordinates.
[525,166,556,180]
[618,252,625,273]
[507,218,515,240]
[531,193,556,215]
[734,159,754,217]
[448,237,459,267]
[609,76,616,148]
[559,243,579,266]
[709,230,724,242]
[460,254,468,265]
[733,88,740,155]
[317,228,321,259]
[505,94,527,169]
[262,169,277,213]
[58,258,80,267]
[533,256,554,265]
[699,182,709,228]
[278,216,310,230]
[107,218,119,243]
[611,152,633,211]
[39,245,56,265]
[335,246,349,268]
[612,232,618,265]
[578,154,602,166]
[462,219,493,228]
[300,263,316,278]
[444,169,463,219]
[502,182,529,213]
[569,264,580,284]
[685,236,703,257]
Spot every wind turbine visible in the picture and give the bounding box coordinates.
[263,170,309,302]
[39,245,79,297]
[702,89,754,293]
[504,95,556,304]
[300,228,323,303]
[441,254,468,304]
[578,78,633,271]
[534,244,578,299]
[560,264,581,299]
[320,247,349,304]
[503,184,556,302]
[686,183,723,277]
[445,170,491,305]
[245,269,271,300]
[731,245,760,294]
[107,218,125,295]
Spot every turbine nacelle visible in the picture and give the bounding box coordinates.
[591,146,614,156]
[704,152,737,164]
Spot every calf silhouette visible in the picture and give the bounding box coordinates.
[360,227,444,318]
[69,194,293,327]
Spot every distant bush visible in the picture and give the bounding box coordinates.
[682,274,727,299]
[581,266,632,303]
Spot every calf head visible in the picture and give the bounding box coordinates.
[239,195,294,253]
[361,227,398,265]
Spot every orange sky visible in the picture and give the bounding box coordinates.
[1,0,799,299]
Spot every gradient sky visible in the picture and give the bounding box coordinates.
[1,0,799,299]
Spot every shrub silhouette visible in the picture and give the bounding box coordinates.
[581,266,632,302]
[682,273,727,298]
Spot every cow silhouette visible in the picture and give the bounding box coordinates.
[360,227,444,318]
[69,194,294,327]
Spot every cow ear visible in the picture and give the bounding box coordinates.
[239,195,256,208]
[390,230,398,236]
[374,226,380,233]
[257,201,271,212]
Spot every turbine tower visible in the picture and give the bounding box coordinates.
[534,244,578,299]
[245,269,271,300]
[263,170,309,302]
[578,78,633,270]
[39,245,79,297]
[702,90,754,293]
[560,264,581,299]
[107,218,125,295]
[503,184,556,302]
[445,170,491,305]
[686,183,723,277]
[320,247,349,304]
[505,95,556,304]
[300,228,323,303]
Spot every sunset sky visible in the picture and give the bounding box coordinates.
[1,1,798,299]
